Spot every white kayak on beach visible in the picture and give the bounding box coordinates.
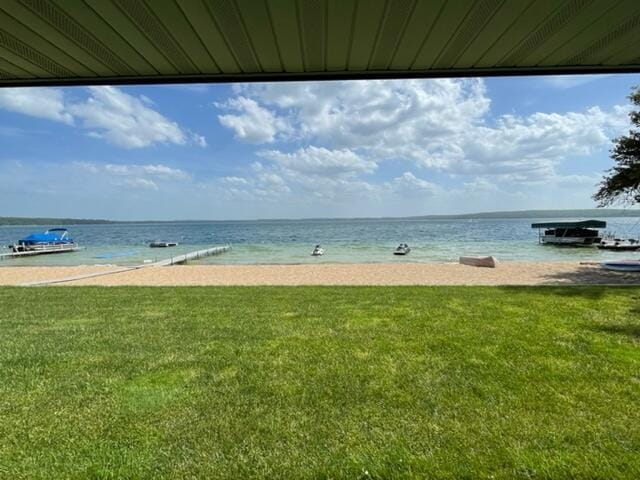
[459,256,498,268]
[601,260,640,272]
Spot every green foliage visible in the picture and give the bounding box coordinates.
[595,86,640,205]
[0,286,639,479]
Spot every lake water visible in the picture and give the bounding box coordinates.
[1,217,639,266]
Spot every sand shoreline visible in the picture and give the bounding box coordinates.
[0,261,639,286]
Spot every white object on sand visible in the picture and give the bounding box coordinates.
[459,256,498,268]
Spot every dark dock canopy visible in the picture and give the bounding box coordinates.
[531,220,607,229]
[0,0,639,87]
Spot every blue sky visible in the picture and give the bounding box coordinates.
[0,73,638,220]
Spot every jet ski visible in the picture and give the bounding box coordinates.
[393,243,411,255]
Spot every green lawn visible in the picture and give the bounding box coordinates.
[0,286,638,479]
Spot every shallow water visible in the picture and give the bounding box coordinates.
[1,217,639,266]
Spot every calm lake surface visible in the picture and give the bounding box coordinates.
[1,217,639,266]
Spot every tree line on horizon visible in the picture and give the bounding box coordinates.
[2,209,640,226]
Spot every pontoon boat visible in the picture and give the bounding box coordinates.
[10,228,76,253]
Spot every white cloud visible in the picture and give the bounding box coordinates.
[542,74,610,89]
[217,96,289,143]
[0,88,73,124]
[221,176,250,185]
[193,133,207,147]
[124,178,158,190]
[216,170,290,202]
[440,106,628,176]
[215,146,379,203]
[219,79,628,183]
[0,86,205,149]
[390,172,440,196]
[74,162,190,192]
[68,87,190,148]
[103,163,190,180]
[259,146,376,177]
[462,177,499,193]
[227,79,489,148]
[257,172,288,188]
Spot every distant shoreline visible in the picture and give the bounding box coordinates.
[2,208,640,226]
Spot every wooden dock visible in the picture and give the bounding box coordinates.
[152,245,231,266]
[0,245,82,260]
[19,245,232,286]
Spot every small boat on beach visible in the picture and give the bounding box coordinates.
[311,245,324,256]
[601,260,640,272]
[9,228,77,254]
[459,256,498,268]
[393,243,411,255]
[149,241,178,248]
[531,220,605,246]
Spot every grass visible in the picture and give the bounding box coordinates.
[0,286,638,479]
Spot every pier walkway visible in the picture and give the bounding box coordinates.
[19,245,231,286]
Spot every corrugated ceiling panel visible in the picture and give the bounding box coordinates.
[325,0,356,71]
[0,44,50,76]
[299,0,326,71]
[235,0,282,72]
[433,0,505,69]
[117,0,195,73]
[267,0,304,72]
[388,0,445,69]
[557,3,640,66]
[53,0,155,76]
[602,36,640,66]
[0,8,91,76]
[0,55,33,77]
[369,0,416,70]
[148,0,218,74]
[4,0,117,76]
[179,0,240,74]
[453,0,533,68]
[348,0,387,71]
[207,0,260,73]
[86,0,178,74]
[499,0,594,67]
[473,0,563,68]
[0,67,15,79]
[411,0,476,69]
[0,0,638,85]
[526,0,625,66]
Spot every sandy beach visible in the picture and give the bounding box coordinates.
[0,261,639,286]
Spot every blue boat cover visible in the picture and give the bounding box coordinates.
[20,231,73,244]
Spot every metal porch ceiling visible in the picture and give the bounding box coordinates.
[0,0,639,86]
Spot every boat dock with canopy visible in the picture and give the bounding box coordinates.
[531,220,606,246]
